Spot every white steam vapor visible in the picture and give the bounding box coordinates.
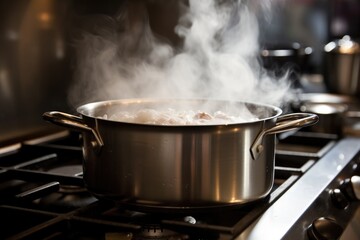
[69,0,294,109]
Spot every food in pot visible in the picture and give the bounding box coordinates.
[99,108,259,125]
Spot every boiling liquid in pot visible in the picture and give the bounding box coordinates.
[99,108,259,125]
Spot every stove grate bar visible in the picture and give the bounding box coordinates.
[11,153,58,169]
[0,204,61,217]
[6,169,84,186]
[161,175,300,236]
[15,181,60,201]
[71,215,142,230]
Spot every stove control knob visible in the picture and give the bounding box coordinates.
[330,188,349,209]
[307,217,343,240]
[340,175,360,201]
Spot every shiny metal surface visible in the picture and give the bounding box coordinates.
[324,36,360,96]
[250,113,319,160]
[295,93,360,136]
[300,102,347,135]
[43,99,317,208]
[351,176,360,200]
[298,93,356,104]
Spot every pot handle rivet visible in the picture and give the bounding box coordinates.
[256,145,264,154]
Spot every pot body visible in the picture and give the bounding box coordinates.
[325,53,360,95]
[43,99,318,209]
[324,36,360,96]
[82,115,276,207]
[295,94,360,136]
[299,102,347,136]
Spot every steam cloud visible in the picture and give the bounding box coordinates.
[69,0,294,109]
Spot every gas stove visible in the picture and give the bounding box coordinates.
[1,128,359,240]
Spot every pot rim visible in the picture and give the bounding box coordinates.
[76,98,283,127]
[324,35,360,54]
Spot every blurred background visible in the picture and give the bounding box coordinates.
[0,0,359,145]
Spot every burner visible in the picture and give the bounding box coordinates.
[134,225,189,240]
[59,184,87,193]
[34,185,96,211]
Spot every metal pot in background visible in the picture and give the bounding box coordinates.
[261,42,313,87]
[295,93,360,136]
[324,35,360,96]
[299,102,347,136]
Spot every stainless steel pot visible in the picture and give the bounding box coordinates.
[261,42,313,88]
[261,42,313,73]
[295,93,360,136]
[299,102,347,135]
[43,99,318,209]
[324,35,360,96]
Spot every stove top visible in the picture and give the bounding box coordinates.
[0,130,359,240]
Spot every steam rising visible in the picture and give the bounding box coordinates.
[69,0,294,109]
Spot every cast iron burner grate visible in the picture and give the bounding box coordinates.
[0,130,336,239]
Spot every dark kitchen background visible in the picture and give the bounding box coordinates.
[0,0,359,145]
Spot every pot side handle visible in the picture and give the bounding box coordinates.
[42,111,104,151]
[250,113,319,160]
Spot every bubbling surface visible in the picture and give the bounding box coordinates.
[99,108,259,125]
